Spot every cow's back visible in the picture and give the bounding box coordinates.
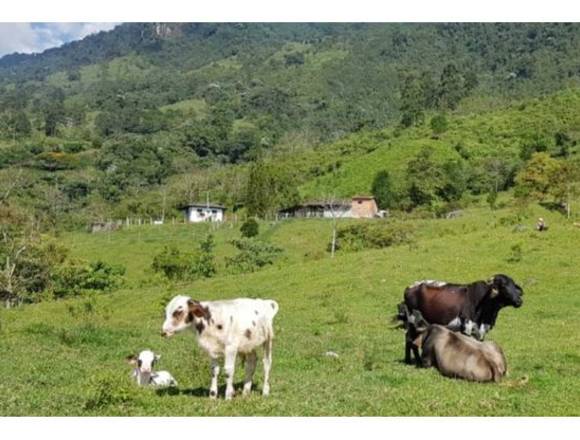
[198,298,278,354]
[405,282,467,325]
[424,325,504,382]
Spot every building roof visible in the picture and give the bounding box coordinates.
[180,203,226,210]
[279,199,351,212]
[351,195,376,201]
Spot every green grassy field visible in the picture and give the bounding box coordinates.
[1,204,579,416]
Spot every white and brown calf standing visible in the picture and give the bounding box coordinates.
[161,295,279,400]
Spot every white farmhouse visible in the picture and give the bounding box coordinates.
[182,203,226,223]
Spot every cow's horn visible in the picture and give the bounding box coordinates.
[487,276,500,297]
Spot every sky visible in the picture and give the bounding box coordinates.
[0,23,119,58]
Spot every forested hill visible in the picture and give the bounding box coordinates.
[2,23,580,145]
[1,23,580,229]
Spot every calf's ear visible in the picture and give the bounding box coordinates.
[126,354,138,365]
[187,299,206,318]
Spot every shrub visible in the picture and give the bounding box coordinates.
[226,238,283,273]
[430,114,448,135]
[487,189,498,210]
[51,260,125,299]
[196,234,216,278]
[151,234,216,281]
[62,141,89,154]
[151,246,193,280]
[32,151,80,171]
[332,222,414,252]
[240,218,259,238]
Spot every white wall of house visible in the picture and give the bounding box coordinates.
[322,207,352,218]
[185,206,224,223]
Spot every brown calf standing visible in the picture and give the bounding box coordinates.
[420,324,507,383]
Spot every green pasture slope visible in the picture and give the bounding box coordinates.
[1,205,580,416]
[300,89,580,198]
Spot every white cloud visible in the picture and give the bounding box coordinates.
[0,22,119,58]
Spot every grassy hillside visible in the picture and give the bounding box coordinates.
[1,203,579,415]
[299,89,580,198]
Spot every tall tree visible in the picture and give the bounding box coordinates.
[438,63,466,110]
[548,159,580,218]
[245,161,274,218]
[371,170,396,210]
[514,152,561,202]
[12,111,31,137]
[41,87,66,137]
[399,72,426,127]
[244,161,299,218]
[406,146,443,207]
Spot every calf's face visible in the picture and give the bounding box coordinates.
[161,295,192,337]
[127,350,160,374]
[161,295,208,337]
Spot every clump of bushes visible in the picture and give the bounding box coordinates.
[430,114,448,136]
[151,234,216,281]
[151,246,191,280]
[52,261,125,299]
[332,222,414,252]
[32,151,80,171]
[240,218,259,238]
[0,233,126,306]
[226,238,283,273]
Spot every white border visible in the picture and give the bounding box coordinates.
[1,0,580,435]
[1,0,580,22]
[1,417,579,439]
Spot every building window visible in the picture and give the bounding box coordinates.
[211,209,217,214]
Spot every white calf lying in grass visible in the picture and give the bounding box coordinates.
[161,296,279,400]
[126,350,177,387]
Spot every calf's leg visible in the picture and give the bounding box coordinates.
[242,351,257,396]
[224,346,238,400]
[262,338,273,396]
[209,357,220,399]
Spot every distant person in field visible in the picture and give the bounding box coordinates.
[536,218,548,232]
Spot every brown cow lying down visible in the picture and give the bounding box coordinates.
[420,324,507,382]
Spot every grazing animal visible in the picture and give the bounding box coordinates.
[126,350,177,387]
[161,295,279,400]
[536,218,548,232]
[420,324,507,382]
[399,274,523,365]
